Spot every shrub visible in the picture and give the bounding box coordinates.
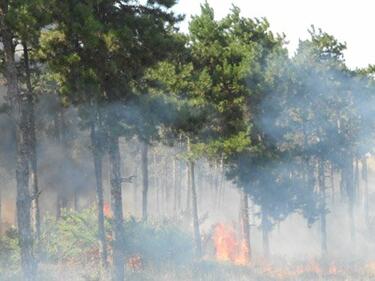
[40,207,194,267]
[0,227,20,279]
[123,217,194,266]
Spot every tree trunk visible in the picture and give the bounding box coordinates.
[90,116,108,270]
[141,140,149,221]
[108,134,125,281]
[164,159,170,215]
[362,158,369,228]
[330,163,335,205]
[0,188,2,234]
[354,158,360,204]
[1,8,36,279]
[240,188,251,262]
[340,171,345,202]
[186,162,191,212]
[173,158,178,216]
[161,159,166,214]
[318,159,327,257]
[261,209,270,259]
[218,163,224,208]
[190,160,202,258]
[176,160,183,213]
[56,195,68,219]
[54,107,68,219]
[23,42,41,242]
[344,155,355,243]
[132,165,138,216]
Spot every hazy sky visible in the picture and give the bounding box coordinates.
[173,0,375,69]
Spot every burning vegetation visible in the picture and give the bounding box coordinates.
[212,223,250,266]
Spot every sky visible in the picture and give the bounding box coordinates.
[173,0,375,69]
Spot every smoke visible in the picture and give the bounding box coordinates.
[2,15,375,281]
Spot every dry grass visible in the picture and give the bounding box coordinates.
[2,261,375,281]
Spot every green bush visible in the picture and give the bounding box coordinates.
[123,217,194,266]
[40,207,193,267]
[40,208,99,263]
[0,227,20,280]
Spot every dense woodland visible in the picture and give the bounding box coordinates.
[1,1,375,281]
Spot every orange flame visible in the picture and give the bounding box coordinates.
[103,202,112,218]
[212,223,250,265]
[365,261,375,273]
[328,263,338,275]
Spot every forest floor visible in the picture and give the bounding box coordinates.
[2,261,375,281]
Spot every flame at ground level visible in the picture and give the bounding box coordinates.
[103,202,111,218]
[212,223,250,265]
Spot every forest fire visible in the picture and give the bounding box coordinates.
[2,0,375,279]
[103,202,112,218]
[255,260,341,279]
[365,261,375,273]
[211,225,342,279]
[212,223,250,265]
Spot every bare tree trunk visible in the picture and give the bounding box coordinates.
[156,180,161,216]
[213,166,219,208]
[261,209,270,260]
[161,158,166,214]
[344,155,355,243]
[161,159,165,214]
[186,163,191,212]
[22,42,41,243]
[349,197,355,243]
[340,171,345,202]
[240,188,251,262]
[94,149,108,269]
[362,158,369,228]
[318,159,327,257]
[56,195,68,219]
[354,158,360,205]
[164,158,170,215]
[209,168,216,209]
[1,8,36,279]
[173,158,178,216]
[54,107,68,219]
[133,165,138,216]
[151,150,159,217]
[218,160,225,208]
[90,115,108,270]
[108,134,125,281]
[176,138,184,214]
[29,151,40,240]
[303,123,313,191]
[176,160,183,213]
[0,188,2,234]
[185,136,201,258]
[190,160,202,258]
[330,163,335,205]
[16,119,35,281]
[141,140,149,221]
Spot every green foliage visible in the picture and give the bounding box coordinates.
[40,208,99,263]
[150,4,285,163]
[124,218,194,266]
[38,208,193,266]
[0,103,11,115]
[0,227,20,272]
[4,0,50,43]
